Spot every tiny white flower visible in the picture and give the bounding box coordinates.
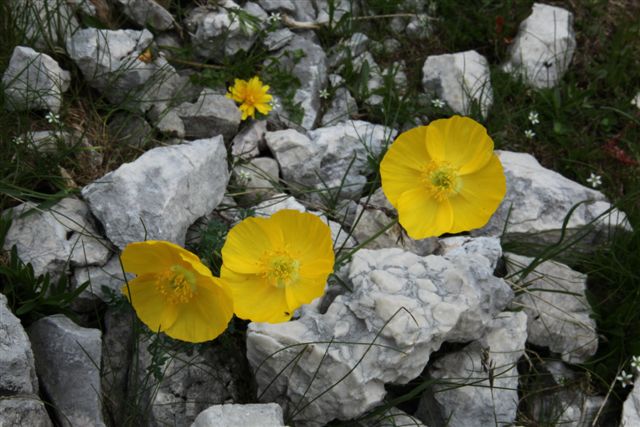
[319,89,330,100]
[631,355,640,373]
[12,136,25,145]
[586,172,602,188]
[617,370,634,388]
[431,98,445,109]
[267,13,281,24]
[270,97,281,111]
[236,170,252,185]
[45,112,60,125]
[524,129,535,139]
[528,111,540,125]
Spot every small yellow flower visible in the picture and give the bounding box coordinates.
[120,240,233,343]
[226,76,273,120]
[220,210,335,323]
[380,115,506,239]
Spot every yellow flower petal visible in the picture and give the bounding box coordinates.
[121,241,184,275]
[425,115,494,175]
[285,275,326,312]
[380,126,431,208]
[122,274,179,332]
[221,216,283,274]
[397,188,454,239]
[227,76,273,121]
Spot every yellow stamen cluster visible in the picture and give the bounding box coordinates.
[261,250,300,288]
[421,161,461,202]
[156,265,197,304]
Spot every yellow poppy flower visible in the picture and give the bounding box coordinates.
[120,240,233,343]
[226,76,273,120]
[380,115,506,239]
[220,210,335,323]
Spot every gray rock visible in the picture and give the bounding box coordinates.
[416,311,527,427]
[175,88,242,141]
[191,403,285,427]
[0,294,38,395]
[186,1,266,59]
[108,112,153,148]
[13,0,79,50]
[350,51,385,107]
[231,120,267,159]
[258,0,314,22]
[15,130,103,169]
[101,306,134,426]
[622,374,640,427]
[473,151,630,247]
[71,254,133,309]
[274,35,328,129]
[66,28,181,111]
[328,32,370,68]
[247,240,514,426]
[356,407,426,427]
[148,103,185,138]
[525,360,605,427]
[264,28,295,51]
[234,157,280,205]
[503,3,576,89]
[82,136,229,249]
[437,236,503,271]
[2,197,111,279]
[351,189,438,256]
[320,87,357,126]
[134,337,248,427]
[382,38,402,55]
[0,398,52,427]
[315,0,352,24]
[28,314,104,427]
[422,50,493,118]
[265,129,320,188]
[116,0,174,31]
[2,46,70,113]
[505,253,597,364]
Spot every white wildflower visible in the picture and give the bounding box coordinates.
[617,370,634,388]
[319,89,330,100]
[524,129,535,139]
[270,97,281,111]
[431,98,445,109]
[631,355,640,373]
[586,172,602,188]
[528,111,540,125]
[267,13,281,24]
[12,135,25,145]
[45,112,60,125]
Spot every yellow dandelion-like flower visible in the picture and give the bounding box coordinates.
[226,76,273,120]
[380,115,506,239]
[220,210,335,323]
[120,240,233,343]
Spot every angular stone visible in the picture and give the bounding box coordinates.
[82,137,229,249]
[622,375,640,427]
[473,151,629,247]
[2,197,111,279]
[66,29,181,111]
[28,315,104,427]
[416,311,527,427]
[13,0,79,50]
[437,236,503,271]
[422,50,493,118]
[116,0,174,31]
[264,28,295,51]
[321,87,357,126]
[357,407,426,427]
[133,337,248,427]
[191,403,285,427]
[148,103,186,138]
[71,254,133,309]
[234,157,280,205]
[265,129,320,188]
[175,88,242,141]
[505,253,597,364]
[503,3,576,89]
[273,35,328,129]
[231,120,267,159]
[0,293,38,395]
[2,46,70,113]
[247,240,514,426]
[108,112,153,148]
[0,398,52,427]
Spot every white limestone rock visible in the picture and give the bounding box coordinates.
[231,120,267,159]
[422,50,493,118]
[503,3,576,89]
[234,157,280,205]
[265,129,320,188]
[185,1,266,59]
[175,88,242,141]
[621,375,640,427]
[66,28,181,111]
[357,407,426,427]
[437,236,503,271]
[13,0,79,50]
[82,137,229,249]
[116,0,175,31]
[505,253,597,364]
[321,87,357,126]
[2,197,111,279]
[264,28,295,51]
[28,315,105,427]
[473,151,629,246]
[191,403,285,427]
[416,311,527,427]
[71,255,133,309]
[247,241,514,426]
[0,399,52,427]
[2,46,71,113]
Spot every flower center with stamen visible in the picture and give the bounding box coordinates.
[261,250,300,288]
[421,161,461,201]
[156,265,197,304]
